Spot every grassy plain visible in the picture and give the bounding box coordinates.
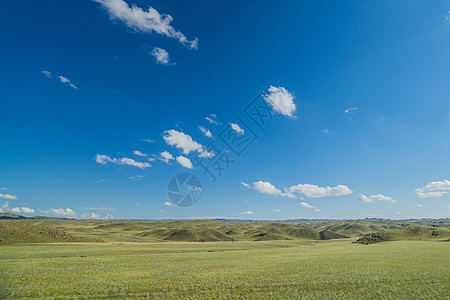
[1,239,449,299]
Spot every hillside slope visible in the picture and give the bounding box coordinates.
[15,219,353,243]
[0,221,87,244]
[354,225,450,244]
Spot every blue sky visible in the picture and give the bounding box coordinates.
[1,0,449,220]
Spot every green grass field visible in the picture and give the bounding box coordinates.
[1,240,449,299]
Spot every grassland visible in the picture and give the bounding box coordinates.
[1,240,449,299]
[0,217,449,298]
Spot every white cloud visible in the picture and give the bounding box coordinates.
[20,207,35,214]
[243,181,294,198]
[176,155,193,169]
[199,126,213,138]
[129,175,145,180]
[140,139,154,143]
[80,212,114,219]
[240,211,253,215]
[43,208,77,218]
[205,114,221,125]
[358,194,396,203]
[81,206,115,211]
[415,180,450,198]
[241,182,250,188]
[57,76,78,89]
[96,154,151,169]
[151,47,170,65]
[198,149,214,158]
[272,209,282,212]
[0,193,18,200]
[416,191,447,198]
[162,129,214,158]
[0,188,7,190]
[229,122,245,135]
[345,107,358,115]
[164,201,172,207]
[41,70,52,78]
[322,129,330,134]
[0,202,10,212]
[132,150,147,157]
[417,204,423,207]
[163,129,202,154]
[298,202,320,211]
[263,86,296,118]
[289,184,353,198]
[90,212,100,219]
[10,207,21,213]
[95,0,198,49]
[160,151,175,164]
[94,178,112,183]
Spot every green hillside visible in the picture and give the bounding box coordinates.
[16,219,354,242]
[0,221,87,244]
[2,217,449,244]
[355,225,450,244]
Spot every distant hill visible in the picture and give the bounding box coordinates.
[0,220,88,244]
[2,217,449,244]
[0,213,26,220]
[354,225,450,244]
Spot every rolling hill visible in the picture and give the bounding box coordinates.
[0,221,87,244]
[1,216,449,244]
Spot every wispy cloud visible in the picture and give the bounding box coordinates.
[345,107,358,121]
[140,139,154,143]
[298,202,320,212]
[41,70,52,78]
[95,0,198,49]
[57,76,78,89]
[322,129,330,134]
[81,206,115,211]
[345,107,358,115]
[205,114,221,125]
[0,193,18,200]
[242,181,294,198]
[272,209,282,212]
[129,175,146,180]
[415,180,450,198]
[164,201,172,207]
[132,150,147,157]
[96,154,151,169]
[151,47,171,65]
[199,126,213,138]
[263,86,296,119]
[94,178,112,183]
[240,211,253,215]
[229,122,245,135]
[41,71,78,89]
[358,194,396,203]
